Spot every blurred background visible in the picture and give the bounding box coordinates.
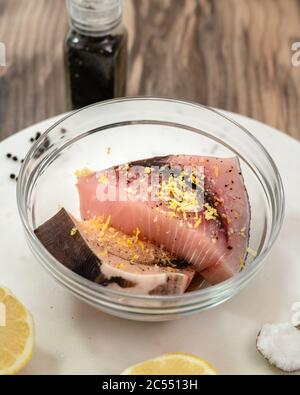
[0,0,299,140]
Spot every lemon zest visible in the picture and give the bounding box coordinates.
[213,165,219,178]
[74,167,92,178]
[194,217,202,228]
[70,227,77,236]
[98,174,109,184]
[133,227,141,243]
[130,254,139,263]
[203,203,218,221]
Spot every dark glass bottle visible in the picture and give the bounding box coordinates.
[64,0,127,110]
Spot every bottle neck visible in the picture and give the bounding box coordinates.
[67,0,123,37]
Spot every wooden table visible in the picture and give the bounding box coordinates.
[0,0,299,141]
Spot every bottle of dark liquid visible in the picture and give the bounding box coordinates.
[64,0,127,110]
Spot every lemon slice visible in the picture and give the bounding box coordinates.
[0,286,34,375]
[121,352,218,375]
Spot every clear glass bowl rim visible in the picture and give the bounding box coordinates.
[17,97,285,306]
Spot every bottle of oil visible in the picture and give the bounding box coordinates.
[64,0,127,110]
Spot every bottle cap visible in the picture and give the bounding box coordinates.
[67,0,122,35]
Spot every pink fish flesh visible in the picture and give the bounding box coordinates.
[77,155,250,284]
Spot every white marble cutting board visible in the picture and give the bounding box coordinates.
[0,110,299,375]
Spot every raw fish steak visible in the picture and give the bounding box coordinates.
[35,209,194,295]
[77,155,250,284]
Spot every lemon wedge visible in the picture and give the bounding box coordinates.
[121,352,218,375]
[0,286,34,375]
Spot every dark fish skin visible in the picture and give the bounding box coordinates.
[159,258,190,269]
[186,272,205,292]
[34,208,101,281]
[98,275,136,288]
[128,155,170,168]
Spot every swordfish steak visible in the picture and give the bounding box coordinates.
[34,208,194,295]
[77,155,250,284]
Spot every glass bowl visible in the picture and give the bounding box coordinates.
[17,98,285,321]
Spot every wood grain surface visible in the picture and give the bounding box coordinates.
[0,0,299,140]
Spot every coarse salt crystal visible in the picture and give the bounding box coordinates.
[257,322,300,372]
